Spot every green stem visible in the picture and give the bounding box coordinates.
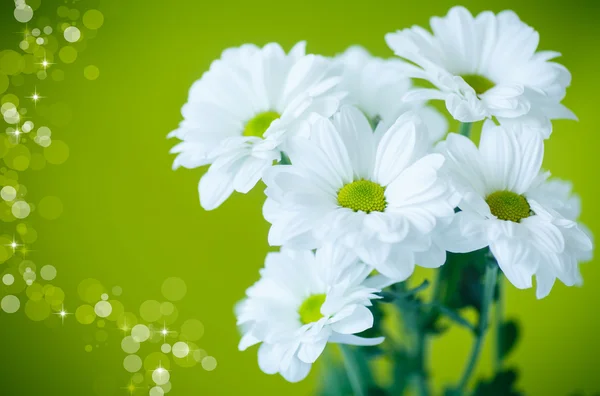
[421,302,476,333]
[279,152,291,165]
[459,122,473,137]
[414,330,429,396]
[379,279,430,301]
[495,273,504,372]
[454,264,498,394]
[338,344,365,396]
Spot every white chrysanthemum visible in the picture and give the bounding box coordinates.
[334,46,448,143]
[527,178,594,264]
[385,6,575,135]
[169,42,343,210]
[263,105,456,280]
[438,121,593,298]
[236,245,383,383]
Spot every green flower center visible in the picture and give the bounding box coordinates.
[337,180,387,213]
[461,74,495,95]
[243,111,280,137]
[298,294,327,325]
[485,190,531,223]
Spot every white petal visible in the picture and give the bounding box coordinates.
[330,333,385,346]
[331,106,376,179]
[330,305,374,334]
[232,157,272,194]
[490,238,537,289]
[480,84,530,118]
[374,111,428,186]
[258,343,285,375]
[521,216,565,254]
[439,132,488,197]
[386,155,452,226]
[199,168,235,210]
[371,247,416,281]
[445,93,488,123]
[535,265,556,299]
[297,338,328,364]
[415,242,446,268]
[439,210,489,253]
[280,356,312,383]
[239,332,261,351]
[309,116,353,184]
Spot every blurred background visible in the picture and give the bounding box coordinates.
[1,0,599,394]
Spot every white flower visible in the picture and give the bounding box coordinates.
[263,105,456,280]
[236,245,383,383]
[385,6,575,135]
[438,121,593,298]
[527,178,594,264]
[169,42,343,210]
[334,46,448,143]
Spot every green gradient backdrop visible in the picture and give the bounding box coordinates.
[1,0,599,394]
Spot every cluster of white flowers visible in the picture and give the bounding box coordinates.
[170,7,593,383]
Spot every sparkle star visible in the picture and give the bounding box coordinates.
[7,127,22,143]
[5,237,22,253]
[37,57,53,70]
[121,381,138,395]
[119,317,131,335]
[27,88,44,106]
[156,322,174,341]
[53,305,71,325]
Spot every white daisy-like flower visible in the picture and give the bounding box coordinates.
[263,105,457,280]
[438,121,593,298]
[385,6,576,135]
[334,46,448,143]
[169,42,343,210]
[236,245,383,383]
[527,178,594,264]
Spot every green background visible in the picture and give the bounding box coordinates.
[1,0,599,394]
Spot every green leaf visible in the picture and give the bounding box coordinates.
[471,369,524,396]
[389,349,415,395]
[499,320,520,361]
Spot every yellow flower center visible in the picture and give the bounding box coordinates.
[485,190,531,223]
[337,180,387,213]
[243,111,280,137]
[461,74,495,95]
[298,294,327,325]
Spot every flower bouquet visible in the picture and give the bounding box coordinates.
[169,6,593,395]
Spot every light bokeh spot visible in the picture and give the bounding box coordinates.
[172,342,190,358]
[14,5,34,23]
[83,9,104,29]
[121,336,141,354]
[94,300,113,318]
[11,200,31,219]
[25,299,51,321]
[1,186,17,201]
[150,386,165,396]
[131,324,150,342]
[64,26,81,43]
[2,274,15,285]
[201,356,217,371]
[180,319,204,341]
[1,295,20,313]
[40,265,57,281]
[152,368,170,385]
[140,299,162,322]
[76,304,96,325]
[84,65,100,80]
[161,277,187,301]
[123,354,143,373]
